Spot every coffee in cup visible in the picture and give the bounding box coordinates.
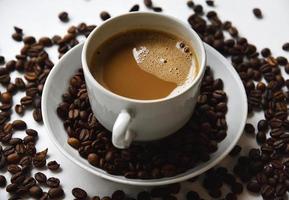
[89,29,199,100]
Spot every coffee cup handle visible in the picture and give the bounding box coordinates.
[112,110,135,149]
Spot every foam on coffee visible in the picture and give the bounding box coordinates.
[90,29,199,100]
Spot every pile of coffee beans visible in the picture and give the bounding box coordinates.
[57,66,228,179]
[1,0,289,199]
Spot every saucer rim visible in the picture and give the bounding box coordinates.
[42,42,247,186]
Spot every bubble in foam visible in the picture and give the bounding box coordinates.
[132,46,149,64]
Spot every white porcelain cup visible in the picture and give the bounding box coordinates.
[82,12,206,149]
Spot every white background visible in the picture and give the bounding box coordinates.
[1,0,289,199]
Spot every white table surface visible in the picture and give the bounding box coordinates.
[1,0,289,199]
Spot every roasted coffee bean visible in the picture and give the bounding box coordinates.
[276,56,288,65]
[1,92,12,103]
[12,119,27,130]
[23,36,36,45]
[0,175,6,187]
[144,0,153,8]
[7,165,21,174]
[253,8,262,18]
[33,148,48,168]
[20,96,33,106]
[229,145,242,157]
[130,4,140,12]
[67,137,80,149]
[33,108,42,122]
[12,33,22,41]
[111,190,126,200]
[282,42,289,51]
[6,183,18,193]
[88,153,99,166]
[29,185,43,198]
[72,187,87,199]
[100,11,111,21]
[34,172,47,184]
[194,5,203,14]
[247,179,261,193]
[186,191,200,200]
[186,0,194,8]
[47,160,60,171]
[47,177,60,188]
[58,11,69,22]
[0,56,5,65]
[260,185,274,199]
[152,7,162,12]
[257,119,268,132]
[10,172,25,184]
[14,104,25,115]
[206,0,214,6]
[256,131,266,144]
[244,123,255,134]
[48,187,64,198]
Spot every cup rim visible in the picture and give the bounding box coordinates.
[82,12,206,103]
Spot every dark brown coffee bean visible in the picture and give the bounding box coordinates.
[12,120,27,130]
[14,104,25,115]
[282,42,289,51]
[20,96,33,106]
[276,56,288,65]
[33,108,42,122]
[152,7,162,12]
[34,172,47,184]
[1,92,12,103]
[7,153,20,164]
[47,160,60,171]
[67,137,80,149]
[0,56,5,65]
[261,48,271,57]
[260,185,274,198]
[58,11,69,22]
[194,5,203,14]
[144,0,153,8]
[229,145,242,157]
[111,190,125,200]
[23,36,36,45]
[33,148,48,168]
[100,11,111,21]
[10,172,25,184]
[253,8,263,18]
[47,177,60,188]
[39,37,52,47]
[130,4,140,12]
[72,187,87,199]
[88,153,99,166]
[244,123,255,134]
[256,131,266,144]
[48,187,64,198]
[206,0,214,6]
[257,119,268,132]
[29,185,43,198]
[186,191,200,200]
[7,165,21,174]
[0,175,6,187]
[6,183,18,193]
[12,33,22,41]
[14,26,22,34]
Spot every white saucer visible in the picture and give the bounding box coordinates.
[42,43,247,186]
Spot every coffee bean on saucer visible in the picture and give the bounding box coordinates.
[144,0,153,8]
[72,187,87,199]
[100,11,111,21]
[257,119,268,132]
[48,187,64,198]
[47,177,60,188]
[186,0,195,8]
[129,4,140,12]
[35,172,47,184]
[0,175,6,187]
[12,119,26,130]
[12,33,22,42]
[261,48,271,57]
[229,145,242,157]
[58,11,69,22]
[206,0,214,6]
[282,42,289,51]
[276,56,288,65]
[0,56,5,65]
[253,8,263,19]
[29,185,43,198]
[244,123,255,134]
[47,160,60,171]
[152,7,162,12]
